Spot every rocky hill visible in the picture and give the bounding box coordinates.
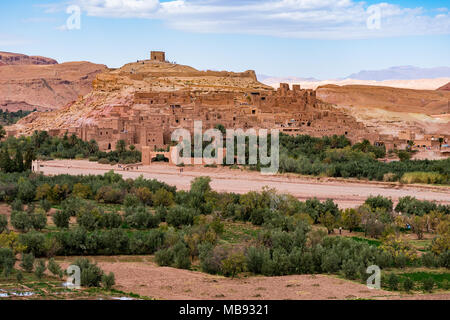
[438,82,450,91]
[0,53,107,112]
[0,51,58,66]
[316,84,450,136]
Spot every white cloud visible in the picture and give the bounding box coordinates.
[56,0,450,39]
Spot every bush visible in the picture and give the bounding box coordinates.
[20,253,35,272]
[155,248,174,267]
[31,209,47,231]
[387,273,399,291]
[19,231,46,257]
[403,278,414,292]
[0,248,15,274]
[126,207,159,230]
[96,186,124,204]
[102,212,123,229]
[422,278,435,293]
[222,252,246,278]
[123,194,140,208]
[53,210,71,229]
[401,172,447,185]
[102,272,115,290]
[98,158,110,165]
[34,260,46,279]
[73,258,104,287]
[173,242,191,269]
[153,188,175,207]
[10,211,32,232]
[365,195,393,212]
[245,246,270,274]
[16,270,23,282]
[166,206,196,228]
[40,199,52,213]
[0,215,7,233]
[11,199,23,211]
[48,258,63,278]
[198,243,226,275]
[341,259,359,280]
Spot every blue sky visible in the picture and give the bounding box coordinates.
[0,0,449,79]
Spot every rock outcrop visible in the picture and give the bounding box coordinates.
[438,82,450,91]
[0,52,58,66]
[0,53,107,111]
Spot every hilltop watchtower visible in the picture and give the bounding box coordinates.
[150,51,166,62]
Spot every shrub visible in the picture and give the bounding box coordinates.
[73,258,104,287]
[126,207,159,229]
[401,172,447,185]
[245,247,269,274]
[72,183,92,199]
[52,210,71,229]
[102,272,115,290]
[403,278,414,292]
[155,248,174,267]
[365,195,393,212]
[11,198,23,211]
[17,177,35,203]
[16,270,23,282]
[153,188,175,208]
[31,209,47,231]
[198,243,226,275]
[341,259,359,280]
[96,186,124,204]
[48,258,63,278]
[0,248,15,274]
[173,242,191,269]
[20,253,35,272]
[123,194,140,208]
[0,215,7,233]
[102,212,123,229]
[34,260,46,279]
[222,252,246,278]
[387,273,399,291]
[166,206,196,228]
[422,278,435,293]
[134,187,153,206]
[61,197,84,217]
[10,211,32,232]
[39,199,52,213]
[98,158,110,165]
[19,231,46,257]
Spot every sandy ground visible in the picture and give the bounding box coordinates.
[55,257,448,300]
[38,160,450,209]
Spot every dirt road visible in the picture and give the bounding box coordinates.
[56,257,448,300]
[37,160,450,208]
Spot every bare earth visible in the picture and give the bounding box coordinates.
[56,257,448,300]
[38,160,450,209]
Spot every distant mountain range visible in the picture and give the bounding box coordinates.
[346,66,450,81]
[259,66,450,84]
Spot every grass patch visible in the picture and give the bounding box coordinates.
[350,236,381,247]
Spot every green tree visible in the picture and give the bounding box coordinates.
[222,252,246,278]
[340,208,361,233]
[115,140,126,154]
[319,212,336,234]
[20,253,35,273]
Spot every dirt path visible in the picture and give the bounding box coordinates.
[56,257,449,300]
[38,160,450,208]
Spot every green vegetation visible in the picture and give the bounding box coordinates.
[0,170,447,289]
[0,109,34,126]
[0,132,141,173]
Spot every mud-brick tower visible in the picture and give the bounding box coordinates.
[151,51,166,62]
